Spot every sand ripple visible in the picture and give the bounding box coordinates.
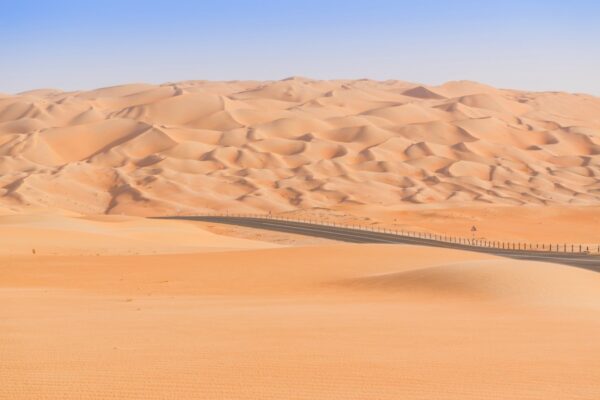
[1,79,600,214]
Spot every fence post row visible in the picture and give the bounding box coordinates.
[207,214,598,255]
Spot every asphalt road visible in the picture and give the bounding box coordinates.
[159,215,600,272]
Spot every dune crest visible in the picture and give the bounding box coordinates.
[1,79,600,215]
[346,259,600,306]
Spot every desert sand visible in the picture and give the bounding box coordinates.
[2,78,600,399]
[2,216,600,399]
[1,78,600,216]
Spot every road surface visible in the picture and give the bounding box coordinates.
[159,215,600,272]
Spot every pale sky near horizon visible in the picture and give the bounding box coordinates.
[1,0,599,95]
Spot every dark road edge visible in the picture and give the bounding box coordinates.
[155,215,600,272]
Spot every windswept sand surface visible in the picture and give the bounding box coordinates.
[0,214,278,256]
[2,77,600,399]
[2,217,600,399]
[1,78,600,215]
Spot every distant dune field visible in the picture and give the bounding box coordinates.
[1,78,600,215]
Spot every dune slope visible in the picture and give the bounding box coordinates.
[1,79,600,215]
[2,242,600,399]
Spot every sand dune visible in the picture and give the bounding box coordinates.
[2,225,600,399]
[347,258,600,306]
[0,214,276,255]
[2,78,600,399]
[1,78,600,215]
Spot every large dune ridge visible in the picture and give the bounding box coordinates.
[1,78,600,216]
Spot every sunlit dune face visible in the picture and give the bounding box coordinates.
[1,79,600,215]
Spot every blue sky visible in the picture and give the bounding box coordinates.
[1,0,599,94]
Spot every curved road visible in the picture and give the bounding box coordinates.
[159,215,600,272]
